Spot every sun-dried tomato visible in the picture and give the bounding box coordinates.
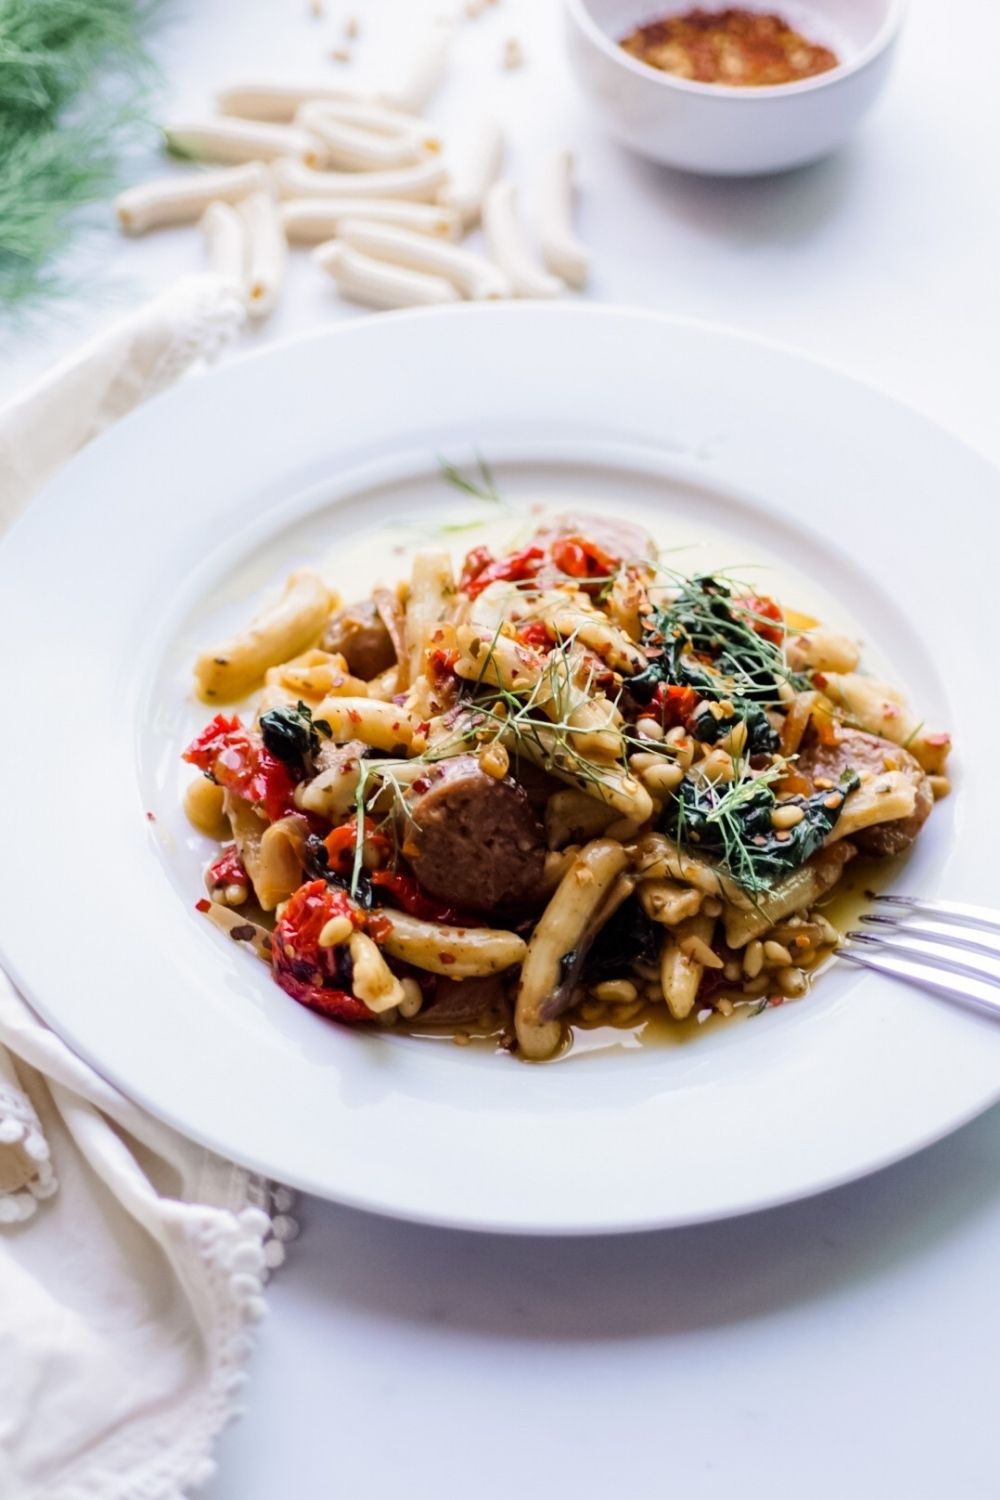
[183,714,294,822]
[271,880,371,1023]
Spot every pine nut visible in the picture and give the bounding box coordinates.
[771,803,805,830]
[480,741,509,779]
[592,979,638,1005]
[723,959,742,982]
[641,760,685,796]
[398,977,423,1018]
[764,940,793,966]
[776,966,807,998]
[636,717,664,741]
[743,939,764,978]
[319,914,354,947]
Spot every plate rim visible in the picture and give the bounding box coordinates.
[1,301,997,1235]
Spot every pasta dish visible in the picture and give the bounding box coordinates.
[182,504,951,1060]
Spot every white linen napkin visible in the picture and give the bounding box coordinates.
[0,275,295,1500]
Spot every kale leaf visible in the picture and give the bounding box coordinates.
[259,700,325,777]
[663,768,861,892]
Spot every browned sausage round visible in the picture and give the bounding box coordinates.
[321,600,396,680]
[796,727,933,857]
[403,755,547,913]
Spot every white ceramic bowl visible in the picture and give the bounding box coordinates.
[564,0,905,175]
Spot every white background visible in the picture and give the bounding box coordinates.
[5,1,1000,1495]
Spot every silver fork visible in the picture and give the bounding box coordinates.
[838,895,1000,1019]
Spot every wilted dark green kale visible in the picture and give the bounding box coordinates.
[303,833,374,908]
[259,701,330,777]
[631,575,807,709]
[663,769,860,893]
[585,896,660,984]
[688,698,779,756]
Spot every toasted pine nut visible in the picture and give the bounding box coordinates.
[591,979,638,1005]
[764,940,793,966]
[771,803,805,830]
[640,760,685,796]
[480,741,510,779]
[743,939,764,978]
[635,717,664,741]
[319,914,354,948]
[398,977,424,1018]
[776,966,808,997]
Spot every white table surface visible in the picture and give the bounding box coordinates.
[5,1,1000,1494]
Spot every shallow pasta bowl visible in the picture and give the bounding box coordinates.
[0,303,996,1235]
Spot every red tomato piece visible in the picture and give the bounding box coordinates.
[270,880,371,1023]
[183,714,294,822]
[206,845,248,892]
[515,620,554,650]
[370,869,477,926]
[651,683,700,729]
[743,594,784,646]
[460,545,546,599]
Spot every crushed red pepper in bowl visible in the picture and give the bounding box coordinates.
[620,8,839,88]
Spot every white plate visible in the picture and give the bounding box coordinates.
[1,305,997,1235]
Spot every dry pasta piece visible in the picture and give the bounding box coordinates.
[516,839,628,1059]
[200,201,247,287]
[319,99,443,150]
[538,148,591,289]
[273,157,449,202]
[216,81,366,121]
[314,241,461,309]
[239,190,286,319]
[482,180,564,298]
[116,162,269,234]
[439,115,504,227]
[296,103,431,171]
[377,911,527,978]
[195,569,332,701]
[281,197,460,243]
[336,219,509,300]
[164,119,321,166]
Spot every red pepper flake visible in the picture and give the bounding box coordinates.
[195,898,211,913]
[439,953,456,965]
[620,9,839,88]
[145,810,156,822]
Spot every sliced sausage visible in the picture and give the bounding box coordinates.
[796,727,933,857]
[321,599,396,680]
[419,974,509,1027]
[403,754,547,913]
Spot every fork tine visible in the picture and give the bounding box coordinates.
[869,894,1000,934]
[838,948,1000,1019]
[847,930,1000,988]
[858,914,1000,960]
